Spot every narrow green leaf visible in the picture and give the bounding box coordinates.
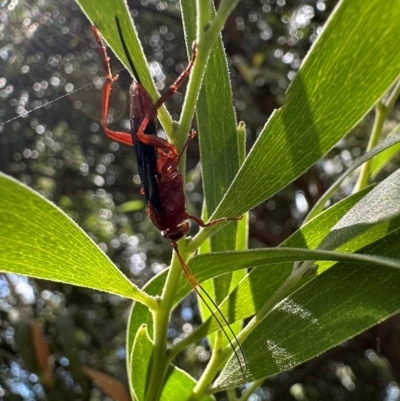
[0,173,143,300]
[196,40,240,220]
[130,325,153,401]
[160,367,214,401]
[213,0,400,220]
[181,0,196,45]
[217,228,400,388]
[190,247,400,286]
[174,244,400,347]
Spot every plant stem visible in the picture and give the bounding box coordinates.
[176,37,208,149]
[177,0,241,150]
[353,101,386,192]
[237,379,264,401]
[187,332,225,401]
[354,78,400,192]
[204,0,241,46]
[144,247,185,401]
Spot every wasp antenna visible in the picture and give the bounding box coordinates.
[171,242,248,380]
[197,284,248,380]
[115,16,141,83]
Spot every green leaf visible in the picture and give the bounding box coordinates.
[172,170,400,385]
[213,168,400,386]
[130,325,153,401]
[212,0,400,220]
[160,367,214,401]
[160,365,215,401]
[200,124,248,347]
[216,228,400,388]
[0,173,143,300]
[189,246,400,309]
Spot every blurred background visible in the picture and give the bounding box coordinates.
[1,0,400,400]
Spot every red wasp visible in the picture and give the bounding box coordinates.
[93,18,246,377]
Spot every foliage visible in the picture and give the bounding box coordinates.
[1,0,400,400]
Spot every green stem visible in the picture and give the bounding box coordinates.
[227,388,237,401]
[353,101,386,192]
[144,247,185,401]
[197,0,210,39]
[173,0,209,149]
[237,379,264,401]
[187,332,225,401]
[204,0,241,46]
[176,0,241,150]
[354,78,400,192]
[176,38,209,149]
